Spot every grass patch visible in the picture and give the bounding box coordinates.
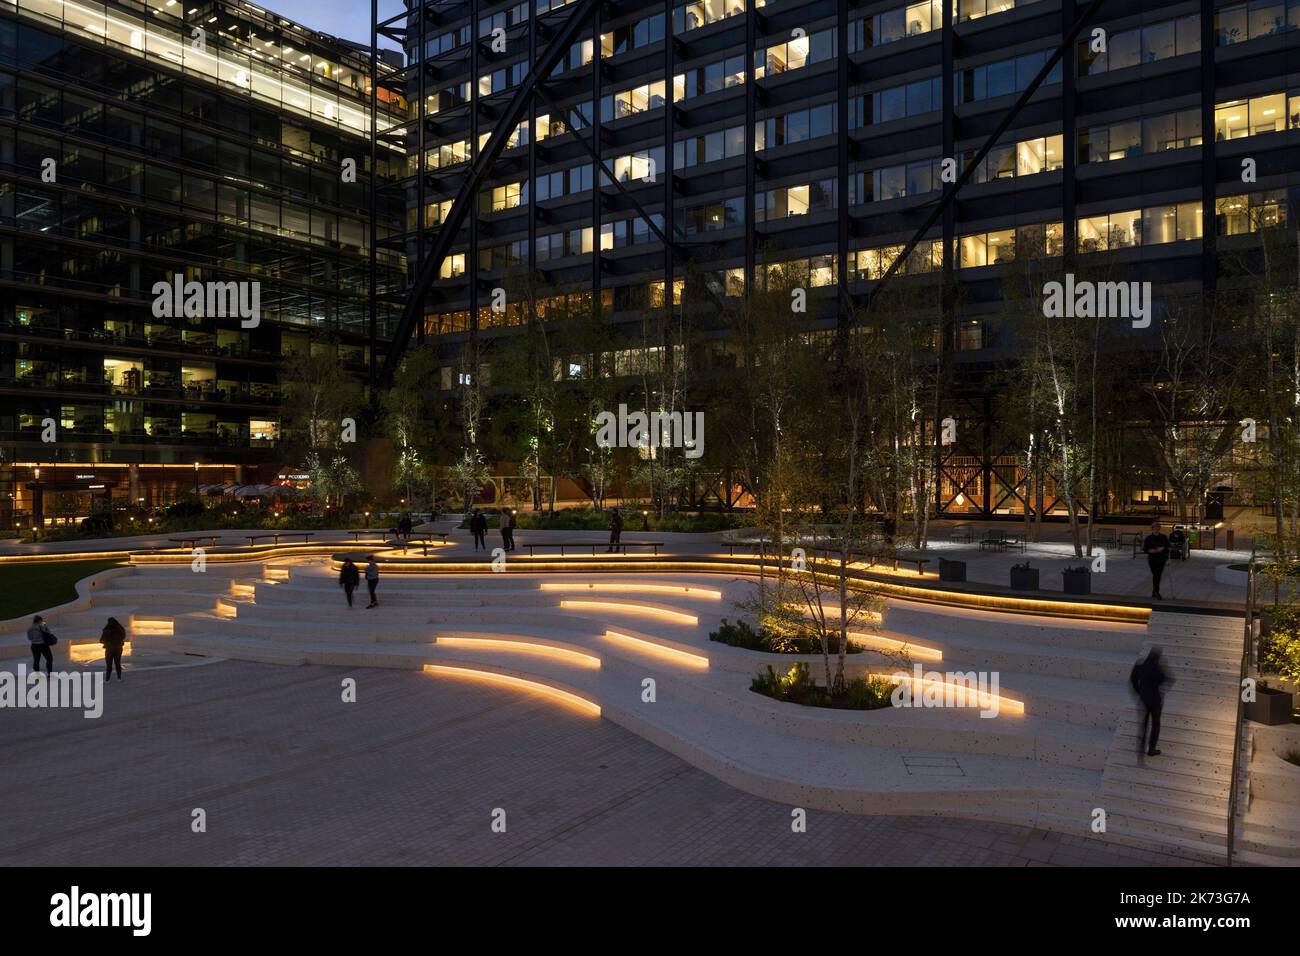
[0,559,125,621]
[709,618,861,654]
[750,662,894,710]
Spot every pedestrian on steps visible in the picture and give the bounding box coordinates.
[101,616,127,681]
[1129,647,1174,758]
[339,559,360,607]
[365,556,380,608]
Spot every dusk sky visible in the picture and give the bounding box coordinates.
[263,0,405,48]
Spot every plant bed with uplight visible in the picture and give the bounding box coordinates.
[710,618,861,654]
[750,662,894,710]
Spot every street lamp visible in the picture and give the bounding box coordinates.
[194,460,200,495]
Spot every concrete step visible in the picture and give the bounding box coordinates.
[1102,764,1231,800]
[1107,749,1233,778]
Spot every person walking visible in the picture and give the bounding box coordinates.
[27,614,55,676]
[365,556,380,609]
[607,509,623,553]
[397,514,413,545]
[339,559,360,607]
[1143,519,1170,600]
[1129,647,1174,757]
[101,616,127,681]
[507,509,518,552]
[470,508,487,551]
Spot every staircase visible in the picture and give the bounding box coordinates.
[1097,612,1246,862]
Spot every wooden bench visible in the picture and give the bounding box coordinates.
[245,532,315,547]
[403,532,451,556]
[168,535,221,549]
[348,529,392,543]
[523,540,662,557]
[949,525,975,544]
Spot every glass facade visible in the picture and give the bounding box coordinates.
[0,0,407,528]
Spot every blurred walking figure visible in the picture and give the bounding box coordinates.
[365,556,380,609]
[397,514,413,544]
[27,614,55,676]
[339,559,360,607]
[507,509,518,551]
[1130,647,1174,757]
[1142,520,1170,600]
[101,616,127,680]
[607,509,623,553]
[470,509,487,551]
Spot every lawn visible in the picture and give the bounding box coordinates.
[0,559,125,621]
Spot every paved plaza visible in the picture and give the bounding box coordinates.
[0,657,1202,866]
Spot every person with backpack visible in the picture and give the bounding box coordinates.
[339,559,361,607]
[365,556,380,609]
[27,614,55,676]
[101,616,127,681]
[1129,647,1175,758]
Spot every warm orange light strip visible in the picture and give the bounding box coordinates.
[131,619,173,636]
[230,582,256,598]
[540,582,722,599]
[421,664,601,716]
[560,600,698,625]
[849,631,943,662]
[436,636,601,669]
[874,672,1025,716]
[215,599,238,619]
[69,641,133,663]
[604,630,709,668]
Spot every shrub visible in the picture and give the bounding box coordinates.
[710,618,860,654]
[750,662,893,710]
[1261,604,1300,684]
[1284,749,1300,769]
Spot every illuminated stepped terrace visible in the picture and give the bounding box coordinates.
[7,559,1291,864]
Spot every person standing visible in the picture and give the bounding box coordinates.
[507,509,518,552]
[1143,519,1170,600]
[1129,647,1174,757]
[101,616,127,681]
[27,615,55,676]
[470,508,487,551]
[607,509,623,553]
[339,559,360,607]
[500,509,515,552]
[365,556,380,609]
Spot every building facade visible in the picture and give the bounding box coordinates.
[0,0,406,530]
[386,0,1300,515]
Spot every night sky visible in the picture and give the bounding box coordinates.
[262,0,406,48]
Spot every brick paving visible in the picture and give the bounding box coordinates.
[0,659,1202,866]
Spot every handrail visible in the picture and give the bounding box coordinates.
[1226,549,1257,866]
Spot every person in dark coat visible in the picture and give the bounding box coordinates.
[397,514,413,544]
[1129,647,1174,757]
[470,509,487,551]
[507,509,518,551]
[339,559,361,607]
[101,616,127,680]
[607,509,624,552]
[1143,519,1170,600]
